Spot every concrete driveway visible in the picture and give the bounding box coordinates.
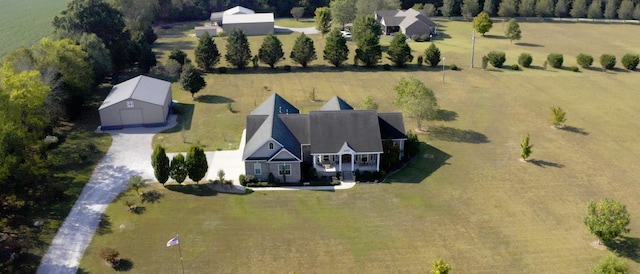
[274,25,320,35]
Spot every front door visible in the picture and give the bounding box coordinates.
[341,154,351,163]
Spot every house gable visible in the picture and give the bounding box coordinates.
[268,148,301,162]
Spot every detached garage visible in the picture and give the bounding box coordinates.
[99,75,172,130]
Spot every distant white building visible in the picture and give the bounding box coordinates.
[197,6,273,37]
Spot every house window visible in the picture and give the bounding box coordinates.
[361,155,368,163]
[278,164,291,175]
[268,142,274,150]
[322,155,330,162]
[254,163,262,175]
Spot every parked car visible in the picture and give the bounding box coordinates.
[340,30,351,39]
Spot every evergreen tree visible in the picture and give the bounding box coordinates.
[520,133,532,161]
[290,33,317,68]
[483,0,496,15]
[461,0,481,19]
[555,0,570,17]
[314,7,332,37]
[588,0,604,18]
[225,29,252,69]
[194,33,221,72]
[498,0,518,17]
[535,0,555,17]
[151,145,170,185]
[618,0,634,19]
[258,33,285,68]
[179,64,206,98]
[323,29,350,67]
[504,19,522,44]
[186,146,208,183]
[472,12,493,36]
[518,0,536,17]
[353,16,382,67]
[634,3,640,19]
[424,43,441,67]
[169,153,188,184]
[387,33,413,67]
[352,15,381,44]
[169,48,188,65]
[604,0,619,19]
[571,0,588,18]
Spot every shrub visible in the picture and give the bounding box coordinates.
[481,55,489,70]
[411,34,421,41]
[217,30,226,37]
[600,54,616,70]
[283,65,291,71]
[218,66,227,74]
[267,173,275,185]
[518,53,532,68]
[621,53,640,70]
[450,64,458,70]
[511,64,519,70]
[99,247,119,265]
[576,53,594,68]
[382,64,391,70]
[420,34,429,41]
[416,55,423,66]
[487,51,506,68]
[547,53,563,68]
[238,174,246,186]
[570,66,580,72]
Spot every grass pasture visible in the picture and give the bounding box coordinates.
[81,20,640,273]
[0,0,67,57]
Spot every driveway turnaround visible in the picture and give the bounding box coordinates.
[37,118,177,274]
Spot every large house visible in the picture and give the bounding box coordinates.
[243,94,407,183]
[196,5,274,37]
[374,9,438,38]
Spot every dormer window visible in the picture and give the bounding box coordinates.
[268,142,274,150]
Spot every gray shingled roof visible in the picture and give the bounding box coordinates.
[308,110,383,154]
[279,114,310,144]
[378,113,407,140]
[319,96,354,111]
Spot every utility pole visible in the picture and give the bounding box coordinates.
[471,31,476,68]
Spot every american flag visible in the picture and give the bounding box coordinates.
[166,236,179,247]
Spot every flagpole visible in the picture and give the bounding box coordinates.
[177,234,184,274]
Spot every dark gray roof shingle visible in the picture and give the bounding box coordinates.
[378,113,407,140]
[309,110,383,154]
[319,96,354,111]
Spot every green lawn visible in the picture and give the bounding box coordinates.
[0,0,68,57]
[81,20,640,273]
[274,18,316,28]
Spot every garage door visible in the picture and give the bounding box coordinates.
[120,109,143,126]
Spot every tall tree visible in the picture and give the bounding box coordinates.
[424,3,438,16]
[194,33,221,72]
[570,0,588,18]
[109,0,159,38]
[151,145,170,185]
[169,153,188,184]
[461,0,481,19]
[424,43,441,67]
[169,48,188,65]
[356,0,401,17]
[498,0,518,17]
[441,0,455,17]
[472,12,493,36]
[584,198,631,244]
[331,0,357,28]
[186,145,208,183]
[604,0,619,19]
[225,29,252,69]
[323,28,350,67]
[618,0,634,19]
[179,64,206,98]
[352,15,381,44]
[588,0,604,18]
[387,33,413,67]
[53,0,131,70]
[258,33,285,68]
[314,6,332,36]
[291,6,306,21]
[634,3,640,19]
[482,0,496,15]
[78,33,112,83]
[518,0,536,17]
[504,19,522,44]
[290,33,318,67]
[392,77,439,130]
[353,16,382,67]
[555,0,570,17]
[535,0,555,17]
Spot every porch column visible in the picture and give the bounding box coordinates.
[338,154,342,172]
[351,153,354,172]
[376,153,380,171]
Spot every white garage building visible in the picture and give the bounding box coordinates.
[99,75,172,130]
[222,13,274,36]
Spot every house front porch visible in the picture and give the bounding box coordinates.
[313,153,380,175]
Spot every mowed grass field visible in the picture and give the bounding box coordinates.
[0,0,67,57]
[80,20,640,273]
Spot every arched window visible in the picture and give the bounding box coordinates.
[268,142,274,150]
